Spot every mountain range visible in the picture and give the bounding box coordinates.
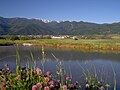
[0,16,120,35]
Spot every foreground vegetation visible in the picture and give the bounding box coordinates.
[0,63,111,90]
[0,47,112,90]
[0,47,110,90]
[0,46,115,90]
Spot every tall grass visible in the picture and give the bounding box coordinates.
[41,46,45,72]
[16,47,21,74]
[77,61,110,89]
[111,63,116,90]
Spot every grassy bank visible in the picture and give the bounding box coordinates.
[0,40,15,46]
[0,38,120,51]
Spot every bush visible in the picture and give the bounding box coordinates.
[10,36,20,40]
[19,36,32,40]
[0,36,5,39]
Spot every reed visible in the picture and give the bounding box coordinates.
[77,61,110,90]
[111,63,116,90]
[15,47,20,75]
[41,46,45,72]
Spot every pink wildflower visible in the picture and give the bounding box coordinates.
[46,71,51,76]
[62,85,67,90]
[32,85,38,90]
[66,76,70,81]
[68,84,74,89]
[36,83,42,89]
[55,84,59,87]
[1,82,6,88]
[2,78,6,82]
[50,84,54,88]
[44,77,49,82]
[36,68,42,74]
[9,79,13,84]
[17,75,21,79]
[48,80,54,85]
[8,70,12,74]
[44,86,50,90]
[4,64,8,67]
[2,69,5,72]
[86,84,90,88]
[57,80,60,83]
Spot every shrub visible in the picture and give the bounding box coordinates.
[10,36,20,40]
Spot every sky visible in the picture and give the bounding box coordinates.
[0,0,120,23]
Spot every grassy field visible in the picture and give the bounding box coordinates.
[0,38,120,51]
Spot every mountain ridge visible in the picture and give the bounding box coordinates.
[0,16,120,35]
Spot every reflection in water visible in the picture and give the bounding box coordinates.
[0,46,120,90]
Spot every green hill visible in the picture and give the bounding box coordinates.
[0,16,120,35]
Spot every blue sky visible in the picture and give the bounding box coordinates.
[0,0,120,23]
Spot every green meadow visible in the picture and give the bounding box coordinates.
[0,38,120,52]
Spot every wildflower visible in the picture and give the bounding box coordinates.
[44,86,50,90]
[36,68,42,74]
[2,69,5,72]
[2,78,6,82]
[56,71,60,75]
[8,70,12,74]
[4,64,8,67]
[55,84,59,87]
[32,85,38,90]
[46,71,51,76]
[48,80,54,85]
[17,75,21,79]
[55,83,60,89]
[44,77,49,82]
[74,81,79,85]
[68,84,74,89]
[85,84,90,88]
[66,76,70,81]
[9,79,13,84]
[62,85,67,90]
[50,84,54,89]
[74,81,80,89]
[57,80,60,83]
[36,83,42,89]
[2,83,6,88]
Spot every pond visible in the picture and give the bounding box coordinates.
[0,46,120,90]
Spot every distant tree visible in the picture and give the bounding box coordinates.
[0,36,5,39]
[10,36,20,40]
[19,36,32,40]
[74,38,78,40]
